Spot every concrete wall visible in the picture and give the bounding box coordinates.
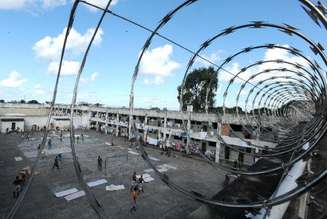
[0,103,49,116]
[24,116,48,130]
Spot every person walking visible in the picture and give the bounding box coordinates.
[138,174,144,193]
[12,176,22,198]
[132,171,137,181]
[48,139,52,149]
[223,174,230,186]
[59,131,63,142]
[52,156,60,170]
[97,155,103,171]
[56,154,62,162]
[76,135,80,143]
[130,185,138,213]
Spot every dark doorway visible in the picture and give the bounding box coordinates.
[11,122,16,130]
[238,152,244,164]
[201,142,207,153]
[224,147,230,160]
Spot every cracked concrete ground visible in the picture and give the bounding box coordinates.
[0,130,225,219]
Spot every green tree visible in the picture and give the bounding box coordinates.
[177,67,218,112]
[27,100,39,104]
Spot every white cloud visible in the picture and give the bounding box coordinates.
[84,0,119,11]
[220,62,251,83]
[34,83,45,94]
[254,45,309,82]
[34,27,103,77]
[197,51,220,67]
[0,0,119,11]
[220,62,239,82]
[0,0,68,10]
[0,0,30,10]
[48,60,80,75]
[80,72,99,83]
[140,44,180,85]
[33,27,103,61]
[90,72,98,81]
[220,45,309,83]
[42,0,67,8]
[0,71,27,88]
[143,76,164,85]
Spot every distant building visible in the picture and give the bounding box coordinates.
[0,114,25,133]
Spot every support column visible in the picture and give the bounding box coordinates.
[215,140,221,163]
[105,110,109,123]
[105,111,109,134]
[96,121,99,132]
[88,111,92,129]
[255,148,260,162]
[115,113,119,137]
[157,117,161,140]
[216,122,221,163]
[163,112,168,142]
[143,115,148,143]
[186,112,191,154]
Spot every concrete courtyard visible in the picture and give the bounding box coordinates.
[0,130,225,219]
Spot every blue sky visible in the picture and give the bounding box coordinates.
[0,0,326,110]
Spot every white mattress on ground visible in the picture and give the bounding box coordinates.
[87,179,108,187]
[137,173,154,183]
[144,169,154,173]
[54,188,78,198]
[14,156,23,161]
[136,173,151,178]
[143,176,154,182]
[156,164,177,172]
[158,167,168,172]
[162,164,177,170]
[64,190,85,201]
[128,150,139,155]
[149,156,160,161]
[106,184,125,191]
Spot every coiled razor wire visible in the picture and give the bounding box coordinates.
[128,0,326,208]
[6,0,112,218]
[67,0,113,218]
[5,1,80,218]
[5,0,327,218]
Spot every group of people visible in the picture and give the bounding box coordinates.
[12,167,31,198]
[160,141,172,157]
[130,171,145,213]
[75,134,84,143]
